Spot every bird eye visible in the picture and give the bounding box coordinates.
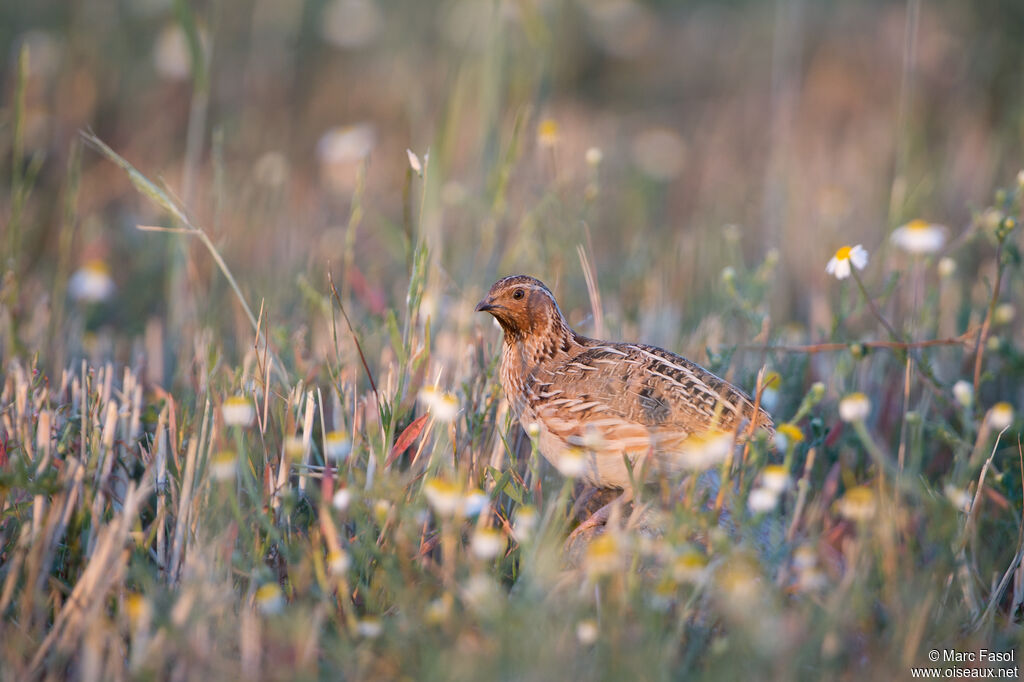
[512,288,525,300]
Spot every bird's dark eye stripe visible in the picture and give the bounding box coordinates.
[513,289,525,299]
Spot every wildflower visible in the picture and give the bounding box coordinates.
[796,566,828,592]
[720,266,736,284]
[332,487,351,511]
[792,545,817,571]
[987,403,1014,431]
[759,370,781,411]
[584,533,622,579]
[837,486,876,522]
[462,488,490,517]
[952,381,973,409]
[1017,170,1024,190]
[284,436,304,458]
[576,619,599,645]
[672,549,709,584]
[317,123,375,164]
[356,617,383,638]
[585,147,603,166]
[322,0,383,49]
[68,260,115,302]
[993,303,1015,325]
[825,245,868,280]
[747,487,779,514]
[324,430,352,461]
[938,257,957,278]
[373,499,391,523]
[406,148,423,175]
[417,386,459,422]
[760,465,791,493]
[716,559,761,607]
[513,505,538,541]
[462,574,501,615]
[631,127,687,181]
[838,393,871,423]
[425,595,452,624]
[555,448,587,478]
[470,528,506,560]
[943,484,971,513]
[891,219,946,255]
[679,431,733,470]
[153,24,193,81]
[253,151,288,188]
[579,426,605,450]
[125,593,151,626]
[328,549,351,576]
[423,477,462,517]
[255,583,284,615]
[222,396,255,427]
[210,451,237,481]
[525,421,541,438]
[537,119,559,148]
[773,423,804,451]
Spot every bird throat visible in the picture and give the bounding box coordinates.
[499,310,578,415]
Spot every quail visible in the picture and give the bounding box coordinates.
[476,275,773,535]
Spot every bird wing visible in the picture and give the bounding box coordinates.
[525,342,771,468]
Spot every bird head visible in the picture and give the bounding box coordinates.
[475,275,566,342]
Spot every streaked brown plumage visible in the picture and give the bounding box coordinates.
[476,275,773,497]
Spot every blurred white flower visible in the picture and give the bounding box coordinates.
[584,533,622,579]
[987,403,1014,431]
[470,528,506,560]
[555,448,587,478]
[576,619,599,645]
[513,505,538,542]
[891,219,946,255]
[373,499,391,522]
[324,430,352,461]
[255,583,284,615]
[773,423,804,451]
[837,486,876,522]
[462,489,490,517]
[317,124,375,164]
[825,245,868,280]
[356,617,383,638]
[838,393,871,423]
[418,386,459,423]
[952,381,973,409]
[321,0,382,49]
[222,396,255,427]
[760,465,791,493]
[585,147,603,166]
[747,487,779,513]
[525,421,541,438]
[153,23,203,81]
[68,260,115,302]
[328,549,351,576]
[630,127,687,181]
[332,488,351,511]
[678,431,733,470]
[943,484,972,513]
[423,478,462,517]
[938,257,957,278]
[994,303,1015,325]
[210,451,236,481]
[537,119,559,148]
[672,550,709,584]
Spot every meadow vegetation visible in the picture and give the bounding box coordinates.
[1,0,1023,678]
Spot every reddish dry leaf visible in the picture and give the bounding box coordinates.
[387,414,429,469]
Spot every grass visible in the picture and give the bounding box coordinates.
[2,1,1024,679]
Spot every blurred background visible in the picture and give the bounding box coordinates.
[2,0,1024,388]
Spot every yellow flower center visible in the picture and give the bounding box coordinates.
[906,219,930,231]
[834,245,852,261]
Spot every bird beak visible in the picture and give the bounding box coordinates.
[475,297,496,313]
